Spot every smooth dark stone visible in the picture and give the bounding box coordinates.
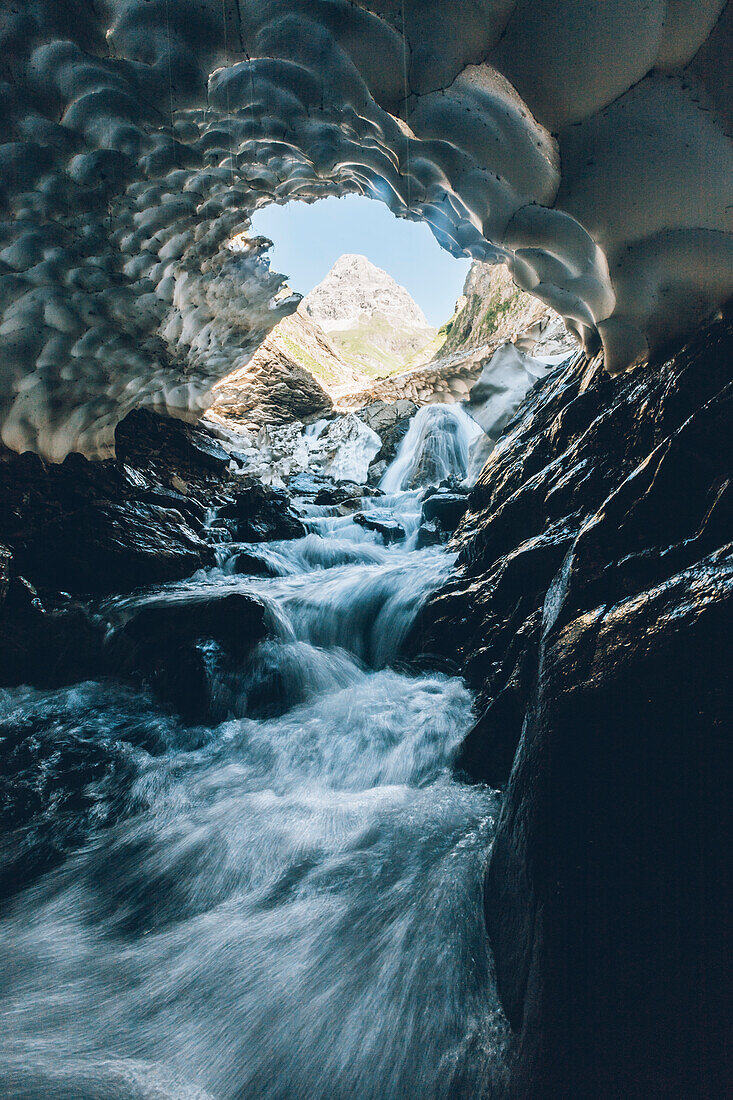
[105,592,268,722]
[416,521,443,548]
[421,492,469,533]
[229,551,279,577]
[314,483,363,506]
[353,511,406,544]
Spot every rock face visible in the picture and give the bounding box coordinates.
[355,399,418,466]
[439,262,548,358]
[210,310,336,429]
[302,255,440,378]
[262,303,369,392]
[417,317,733,1097]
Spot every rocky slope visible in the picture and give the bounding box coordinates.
[412,316,733,1098]
[439,261,545,356]
[436,260,577,362]
[302,255,442,379]
[0,410,305,686]
[209,313,335,430]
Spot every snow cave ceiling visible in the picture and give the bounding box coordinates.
[1,0,731,459]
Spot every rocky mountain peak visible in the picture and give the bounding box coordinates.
[302,254,431,333]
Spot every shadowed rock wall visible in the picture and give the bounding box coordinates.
[414,317,733,1097]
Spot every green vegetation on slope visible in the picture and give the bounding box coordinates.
[327,313,443,379]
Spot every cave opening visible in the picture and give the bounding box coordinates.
[221,192,474,408]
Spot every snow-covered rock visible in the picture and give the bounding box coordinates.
[207,413,381,487]
[467,344,565,442]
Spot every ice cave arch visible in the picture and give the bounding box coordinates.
[0,0,731,460]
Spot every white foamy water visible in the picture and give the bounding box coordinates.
[0,439,507,1099]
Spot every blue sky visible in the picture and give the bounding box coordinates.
[250,195,470,328]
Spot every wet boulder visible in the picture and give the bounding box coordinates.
[13,501,215,597]
[229,550,280,577]
[0,565,106,688]
[353,512,406,545]
[314,483,363,506]
[217,481,305,542]
[105,592,269,723]
[421,492,469,534]
[114,407,231,477]
[416,521,443,548]
[0,430,218,599]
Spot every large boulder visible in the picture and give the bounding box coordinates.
[11,499,214,597]
[356,399,418,465]
[421,491,469,534]
[353,512,406,545]
[210,339,334,429]
[217,481,305,542]
[0,545,106,688]
[105,592,269,722]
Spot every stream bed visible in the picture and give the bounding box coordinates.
[0,428,507,1099]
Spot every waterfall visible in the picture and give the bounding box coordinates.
[0,429,508,1098]
[380,403,483,493]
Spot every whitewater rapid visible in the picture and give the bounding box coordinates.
[0,415,507,1099]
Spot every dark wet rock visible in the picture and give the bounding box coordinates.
[16,500,214,597]
[353,512,406,545]
[421,476,464,499]
[421,492,469,534]
[416,521,443,548]
[0,703,136,901]
[487,549,732,1099]
[0,544,11,607]
[314,483,363,506]
[229,551,280,577]
[0,406,317,600]
[418,318,733,1097]
[0,543,106,688]
[217,481,305,542]
[0,587,106,689]
[114,407,231,478]
[105,592,269,722]
[0,412,236,598]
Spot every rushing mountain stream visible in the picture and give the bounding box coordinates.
[0,415,508,1100]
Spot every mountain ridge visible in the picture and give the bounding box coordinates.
[300,254,441,378]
